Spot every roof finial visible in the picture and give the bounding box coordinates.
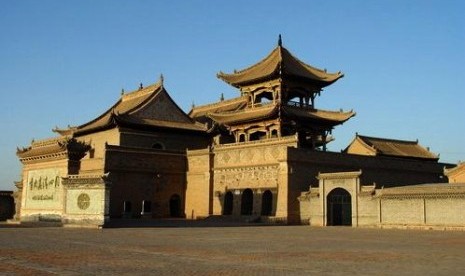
[191,101,195,109]
[121,88,125,95]
[278,34,282,47]
[139,83,143,90]
[220,93,224,101]
[160,74,164,86]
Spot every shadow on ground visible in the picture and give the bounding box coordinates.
[1,216,288,229]
[104,216,286,228]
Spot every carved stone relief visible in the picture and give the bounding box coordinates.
[214,165,279,190]
[77,193,91,210]
[215,146,283,167]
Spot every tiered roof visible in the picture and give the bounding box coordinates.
[207,104,279,125]
[281,105,355,126]
[192,38,355,148]
[206,103,354,127]
[217,38,343,88]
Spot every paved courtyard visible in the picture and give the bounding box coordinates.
[1,221,465,275]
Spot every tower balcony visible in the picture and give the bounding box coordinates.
[286,100,314,109]
[215,135,298,150]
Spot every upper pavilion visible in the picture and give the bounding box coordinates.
[217,35,344,106]
[190,36,355,150]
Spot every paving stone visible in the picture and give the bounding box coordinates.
[1,223,465,275]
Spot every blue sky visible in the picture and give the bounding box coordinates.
[1,0,464,190]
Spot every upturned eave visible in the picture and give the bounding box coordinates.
[217,44,343,88]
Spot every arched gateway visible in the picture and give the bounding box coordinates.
[223,191,233,215]
[169,194,182,217]
[261,190,273,216]
[241,189,253,215]
[327,188,352,226]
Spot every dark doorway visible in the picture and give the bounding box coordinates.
[169,194,182,217]
[122,201,132,218]
[261,190,273,216]
[123,201,132,213]
[223,191,233,215]
[142,200,151,213]
[241,189,253,215]
[327,188,352,226]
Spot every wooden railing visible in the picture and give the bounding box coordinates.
[286,101,313,109]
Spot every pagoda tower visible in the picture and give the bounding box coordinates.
[192,36,355,150]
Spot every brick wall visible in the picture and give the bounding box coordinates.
[288,148,447,188]
[185,149,213,219]
[105,145,187,218]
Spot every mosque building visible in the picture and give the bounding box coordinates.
[14,37,458,228]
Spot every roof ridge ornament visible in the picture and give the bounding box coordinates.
[160,74,164,87]
[278,34,282,47]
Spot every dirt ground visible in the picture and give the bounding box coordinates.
[1,221,465,275]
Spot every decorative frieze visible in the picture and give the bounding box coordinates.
[214,145,285,168]
[214,165,279,190]
[18,152,69,164]
[62,174,110,189]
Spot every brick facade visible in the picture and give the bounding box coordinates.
[299,171,465,230]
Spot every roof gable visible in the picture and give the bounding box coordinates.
[344,136,377,156]
[72,81,163,135]
[345,134,439,161]
[57,78,206,136]
[132,87,194,124]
